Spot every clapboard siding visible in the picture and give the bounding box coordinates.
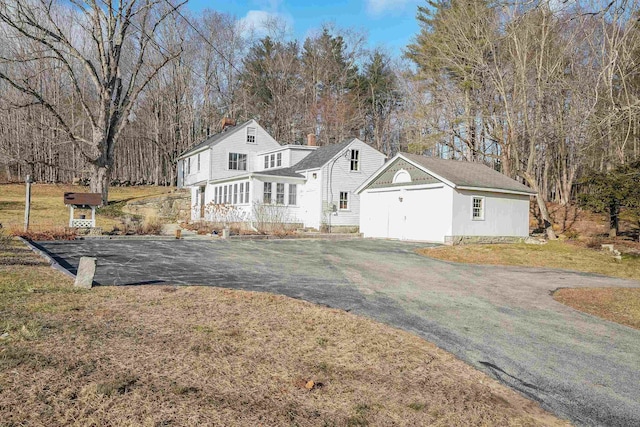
[209,121,280,181]
[321,139,386,227]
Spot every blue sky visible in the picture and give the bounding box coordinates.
[186,0,422,55]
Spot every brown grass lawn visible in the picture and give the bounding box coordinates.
[418,241,640,282]
[0,239,566,426]
[418,241,640,331]
[553,288,640,330]
[0,183,172,232]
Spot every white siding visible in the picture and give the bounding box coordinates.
[451,189,530,237]
[209,122,280,181]
[321,139,386,227]
[360,185,453,242]
[183,150,210,187]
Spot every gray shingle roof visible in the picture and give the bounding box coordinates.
[178,120,253,159]
[254,167,304,178]
[402,153,536,194]
[292,139,355,171]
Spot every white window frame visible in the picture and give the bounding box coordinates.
[270,154,275,168]
[245,182,250,203]
[349,149,360,172]
[276,152,282,167]
[187,157,191,174]
[276,183,285,204]
[246,127,257,144]
[197,153,201,171]
[228,152,247,171]
[263,182,272,204]
[472,196,485,221]
[339,191,349,210]
[264,155,269,169]
[288,184,297,206]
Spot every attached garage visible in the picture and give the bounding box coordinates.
[357,153,536,243]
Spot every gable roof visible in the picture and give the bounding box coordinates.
[177,120,254,160]
[358,153,536,195]
[292,138,355,171]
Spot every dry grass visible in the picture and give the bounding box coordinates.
[418,241,640,282]
[553,288,640,330]
[0,241,566,426]
[0,183,172,232]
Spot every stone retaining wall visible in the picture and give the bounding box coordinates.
[444,235,525,246]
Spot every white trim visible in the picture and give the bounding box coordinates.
[392,169,411,184]
[456,186,536,196]
[363,183,444,193]
[471,195,485,221]
[258,145,317,155]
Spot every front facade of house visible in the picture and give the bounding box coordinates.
[177,120,386,230]
[357,153,535,243]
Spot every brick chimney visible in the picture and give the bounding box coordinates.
[307,133,317,147]
[220,117,236,131]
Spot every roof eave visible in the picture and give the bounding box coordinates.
[455,185,536,196]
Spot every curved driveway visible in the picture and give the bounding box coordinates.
[36,238,640,426]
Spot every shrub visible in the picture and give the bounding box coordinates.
[252,202,296,236]
[9,224,76,241]
[141,215,163,235]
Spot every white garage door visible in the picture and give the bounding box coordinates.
[361,186,451,242]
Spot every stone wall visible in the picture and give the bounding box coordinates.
[444,235,526,246]
[124,190,191,221]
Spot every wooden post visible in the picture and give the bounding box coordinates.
[24,175,32,232]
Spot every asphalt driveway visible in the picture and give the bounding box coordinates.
[35,238,640,426]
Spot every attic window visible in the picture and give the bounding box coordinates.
[392,169,411,184]
[247,127,256,144]
[350,150,360,171]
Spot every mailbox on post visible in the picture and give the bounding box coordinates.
[64,193,102,228]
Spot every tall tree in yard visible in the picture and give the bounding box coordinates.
[0,0,183,204]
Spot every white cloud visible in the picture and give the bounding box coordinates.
[237,10,293,39]
[366,0,416,16]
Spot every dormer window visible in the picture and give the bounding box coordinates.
[276,152,282,167]
[350,149,360,171]
[264,156,269,169]
[247,127,256,144]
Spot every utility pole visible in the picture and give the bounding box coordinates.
[24,175,33,232]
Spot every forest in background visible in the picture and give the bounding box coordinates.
[0,0,639,235]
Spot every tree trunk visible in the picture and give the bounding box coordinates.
[536,194,557,240]
[90,164,110,206]
[608,201,619,238]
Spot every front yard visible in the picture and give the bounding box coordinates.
[0,239,564,426]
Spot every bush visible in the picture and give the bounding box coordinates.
[142,215,163,235]
[8,224,76,241]
[252,202,296,236]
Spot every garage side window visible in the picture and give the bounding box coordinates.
[472,196,484,220]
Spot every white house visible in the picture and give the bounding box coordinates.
[177,119,386,230]
[356,153,536,243]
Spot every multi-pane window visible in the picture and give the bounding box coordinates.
[245,182,250,203]
[233,184,238,204]
[239,183,244,204]
[264,156,269,169]
[288,184,297,205]
[223,186,228,204]
[228,153,247,170]
[214,187,218,203]
[247,127,256,144]
[263,182,272,204]
[276,152,282,167]
[339,192,349,210]
[270,154,275,168]
[472,197,484,220]
[349,150,359,171]
[197,153,201,171]
[276,183,285,204]
[187,158,191,174]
